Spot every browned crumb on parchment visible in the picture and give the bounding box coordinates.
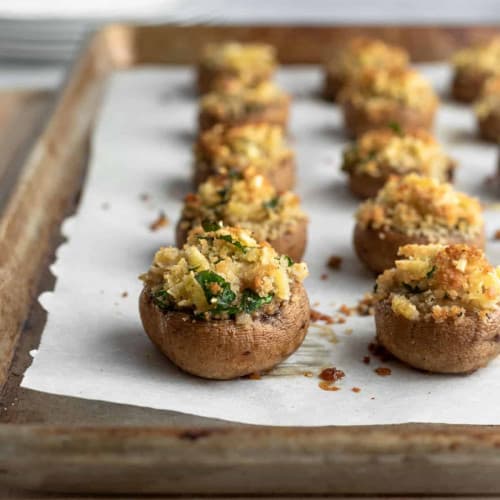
[121,291,128,298]
[319,367,345,382]
[327,255,343,270]
[320,273,328,281]
[374,367,392,377]
[149,211,169,231]
[318,382,341,391]
[363,356,371,364]
[310,309,334,324]
[351,387,361,393]
[494,229,500,240]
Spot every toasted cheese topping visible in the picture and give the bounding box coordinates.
[195,123,293,175]
[180,168,307,241]
[475,75,500,117]
[376,244,500,321]
[453,36,500,74]
[356,174,483,239]
[342,127,454,179]
[326,37,408,78]
[200,81,289,121]
[340,68,438,110]
[140,226,308,320]
[200,42,276,79]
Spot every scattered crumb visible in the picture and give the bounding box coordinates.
[310,309,334,324]
[247,372,261,380]
[374,367,392,377]
[339,304,352,316]
[494,229,500,240]
[368,342,395,362]
[101,202,110,210]
[140,193,150,201]
[319,367,345,382]
[344,328,353,335]
[355,293,376,316]
[312,300,320,307]
[303,371,314,378]
[327,255,342,270]
[149,211,169,231]
[320,273,328,281]
[121,291,128,298]
[363,356,371,365]
[318,381,341,392]
[311,323,339,344]
[351,387,361,393]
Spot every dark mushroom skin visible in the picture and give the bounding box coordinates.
[139,281,310,380]
[353,225,486,275]
[375,298,500,373]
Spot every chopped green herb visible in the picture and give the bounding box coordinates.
[201,220,221,232]
[426,266,437,279]
[216,234,249,253]
[239,289,274,314]
[263,197,279,210]
[195,270,236,312]
[388,121,403,136]
[152,289,171,310]
[284,255,294,267]
[403,283,422,294]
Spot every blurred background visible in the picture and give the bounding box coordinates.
[1,0,500,89]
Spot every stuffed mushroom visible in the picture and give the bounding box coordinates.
[354,174,485,274]
[374,243,500,373]
[198,80,290,131]
[475,75,500,143]
[323,37,409,102]
[139,225,310,380]
[451,36,500,103]
[177,168,308,261]
[197,41,276,94]
[193,123,295,191]
[339,68,438,138]
[341,126,455,199]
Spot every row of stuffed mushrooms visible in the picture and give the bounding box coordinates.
[138,41,500,381]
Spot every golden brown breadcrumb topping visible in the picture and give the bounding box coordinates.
[200,81,289,121]
[195,123,293,176]
[140,226,308,320]
[453,36,500,74]
[356,174,483,239]
[326,37,408,78]
[179,168,307,241]
[340,68,438,110]
[376,244,500,321]
[342,127,454,179]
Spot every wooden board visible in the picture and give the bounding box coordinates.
[1,23,500,496]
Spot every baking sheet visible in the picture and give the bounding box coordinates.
[22,64,500,426]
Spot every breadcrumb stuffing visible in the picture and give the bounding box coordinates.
[200,81,289,121]
[179,167,307,242]
[325,37,408,79]
[140,226,308,319]
[195,122,293,176]
[375,243,500,321]
[453,36,500,74]
[342,127,454,180]
[356,174,483,240]
[339,67,438,110]
[200,42,276,83]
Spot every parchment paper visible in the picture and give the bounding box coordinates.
[22,65,500,425]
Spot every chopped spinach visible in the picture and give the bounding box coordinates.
[239,289,274,314]
[216,234,249,253]
[195,270,236,312]
[152,289,171,310]
[426,265,436,279]
[263,197,279,210]
[201,220,221,232]
[388,121,403,136]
